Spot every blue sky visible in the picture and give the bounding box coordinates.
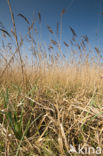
[0,0,103,53]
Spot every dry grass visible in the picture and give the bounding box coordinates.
[0,2,103,156]
[1,61,103,156]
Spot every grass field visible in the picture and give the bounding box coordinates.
[0,1,103,155]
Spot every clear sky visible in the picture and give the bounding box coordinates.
[0,0,103,52]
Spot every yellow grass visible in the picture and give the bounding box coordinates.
[0,1,103,155]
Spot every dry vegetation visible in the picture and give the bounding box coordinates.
[0,1,103,156]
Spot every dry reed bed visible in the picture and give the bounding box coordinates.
[0,64,103,155]
[0,0,103,155]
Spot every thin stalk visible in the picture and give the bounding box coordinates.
[7,0,24,83]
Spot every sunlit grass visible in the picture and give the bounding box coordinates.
[0,1,103,155]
